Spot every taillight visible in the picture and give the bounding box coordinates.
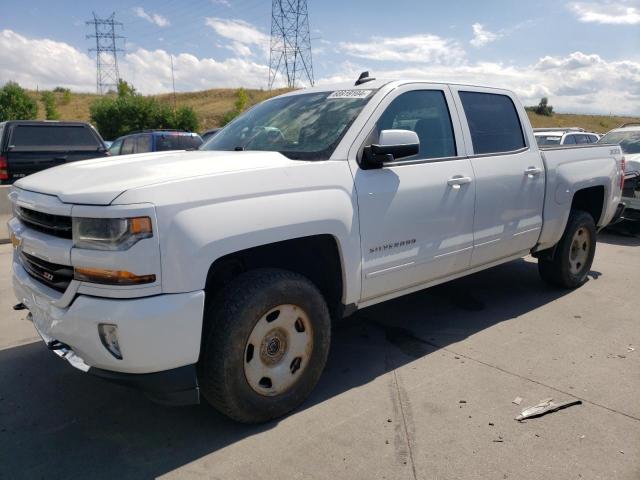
[0,155,8,180]
[620,156,626,190]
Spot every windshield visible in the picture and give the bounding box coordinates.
[598,130,640,154]
[535,135,562,145]
[201,90,374,160]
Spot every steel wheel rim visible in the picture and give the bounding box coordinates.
[569,227,590,275]
[243,304,313,396]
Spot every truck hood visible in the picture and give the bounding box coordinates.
[14,150,300,205]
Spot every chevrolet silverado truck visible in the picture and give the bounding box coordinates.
[7,74,626,423]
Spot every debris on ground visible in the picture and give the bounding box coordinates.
[627,346,635,353]
[512,396,523,405]
[515,398,582,422]
[459,400,467,404]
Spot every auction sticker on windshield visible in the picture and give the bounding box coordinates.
[327,90,373,99]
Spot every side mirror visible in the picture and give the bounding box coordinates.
[361,129,420,169]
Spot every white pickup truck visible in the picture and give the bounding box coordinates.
[7,74,625,423]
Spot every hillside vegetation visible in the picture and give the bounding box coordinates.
[28,88,639,135]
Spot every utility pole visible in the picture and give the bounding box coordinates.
[170,54,177,112]
[86,12,125,95]
[268,0,314,89]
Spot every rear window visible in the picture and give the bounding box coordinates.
[155,134,203,151]
[10,125,102,150]
[535,135,561,146]
[459,91,525,155]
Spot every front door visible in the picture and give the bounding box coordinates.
[351,84,476,301]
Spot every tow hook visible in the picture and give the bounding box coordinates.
[47,340,71,351]
[13,303,26,311]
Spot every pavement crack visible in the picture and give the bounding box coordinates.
[434,342,640,423]
[392,369,418,480]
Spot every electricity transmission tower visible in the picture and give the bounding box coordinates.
[86,13,125,94]
[268,0,314,89]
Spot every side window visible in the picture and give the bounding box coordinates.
[375,90,456,160]
[459,91,525,154]
[563,135,576,145]
[588,134,598,143]
[136,134,152,153]
[108,138,123,155]
[575,134,589,144]
[121,137,135,155]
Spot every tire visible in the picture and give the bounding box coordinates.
[198,268,331,423]
[538,210,596,288]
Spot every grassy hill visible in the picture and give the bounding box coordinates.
[28,88,640,134]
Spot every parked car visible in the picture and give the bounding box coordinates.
[108,130,203,156]
[0,120,107,184]
[8,74,625,423]
[533,128,600,146]
[598,123,640,221]
[200,128,221,142]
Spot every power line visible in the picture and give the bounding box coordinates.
[86,12,125,94]
[268,0,314,89]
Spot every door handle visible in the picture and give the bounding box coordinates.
[447,176,472,189]
[524,167,542,178]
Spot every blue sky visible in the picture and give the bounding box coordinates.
[0,0,639,114]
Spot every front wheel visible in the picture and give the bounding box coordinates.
[538,210,596,288]
[198,268,331,423]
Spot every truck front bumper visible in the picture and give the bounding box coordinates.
[12,259,205,405]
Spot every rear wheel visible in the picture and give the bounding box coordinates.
[538,210,596,288]
[198,268,331,423]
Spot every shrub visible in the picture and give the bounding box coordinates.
[0,81,38,121]
[221,88,250,126]
[41,91,59,120]
[90,81,199,139]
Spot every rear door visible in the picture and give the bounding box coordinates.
[450,87,545,267]
[5,124,106,182]
[351,84,476,301]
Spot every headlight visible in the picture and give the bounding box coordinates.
[72,216,153,251]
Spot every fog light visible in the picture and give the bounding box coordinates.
[98,323,122,359]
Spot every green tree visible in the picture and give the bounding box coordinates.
[41,91,59,120]
[0,82,38,121]
[534,97,554,117]
[221,88,250,126]
[117,79,137,98]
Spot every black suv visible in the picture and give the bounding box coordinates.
[0,121,107,184]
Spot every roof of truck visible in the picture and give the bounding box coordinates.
[277,76,516,98]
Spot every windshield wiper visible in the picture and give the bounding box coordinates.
[234,146,245,151]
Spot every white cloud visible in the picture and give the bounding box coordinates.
[470,23,501,48]
[210,0,231,6]
[339,34,465,64]
[0,29,638,115]
[0,29,272,94]
[568,1,640,24]
[205,17,269,57]
[317,52,640,115]
[0,29,95,90]
[133,7,170,28]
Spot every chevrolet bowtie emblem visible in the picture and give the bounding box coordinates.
[10,232,22,250]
